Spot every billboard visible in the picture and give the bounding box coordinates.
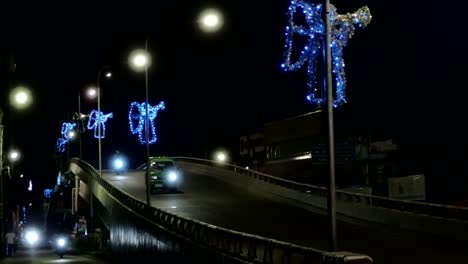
[388,174,426,200]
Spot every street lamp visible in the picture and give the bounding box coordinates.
[6,149,20,180]
[96,69,112,177]
[214,150,228,164]
[8,150,20,162]
[0,86,32,251]
[76,86,98,159]
[9,86,32,110]
[198,8,224,33]
[129,46,152,206]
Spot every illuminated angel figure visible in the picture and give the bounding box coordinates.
[56,122,76,152]
[128,101,165,144]
[61,122,77,140]
[281,0,371,107]
[86,110,113,139]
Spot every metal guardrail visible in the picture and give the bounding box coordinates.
[171,156,468,221]
[68,158,372,264]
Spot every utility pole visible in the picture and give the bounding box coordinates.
[323,0,337,251]
[0,109,4,250]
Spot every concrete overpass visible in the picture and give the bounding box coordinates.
[67,157,468,264]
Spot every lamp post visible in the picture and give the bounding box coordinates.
[96,70,112,177]
[323,0,337,251]
[129,45,152,206]
[0,86,32,253]
[76,87,97,159]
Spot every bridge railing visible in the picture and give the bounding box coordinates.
[171,156,468,221]
[69,158,372,264]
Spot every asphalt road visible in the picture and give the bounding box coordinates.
[102,170,468,264]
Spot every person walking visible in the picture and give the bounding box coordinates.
[5,229,16,256]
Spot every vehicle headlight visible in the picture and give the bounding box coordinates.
[168,171,178,182]
[25,229,40,246]
[57,237,67,248]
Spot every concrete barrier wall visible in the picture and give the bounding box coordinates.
[178,161,468,241]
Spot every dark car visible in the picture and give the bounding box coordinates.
[138,156,182,192]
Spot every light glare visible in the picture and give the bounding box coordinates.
[128,49,152,72]
[10,86,32,109]
[9,150,20,161]
[198,8,224,33]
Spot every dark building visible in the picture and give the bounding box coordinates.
[240,110,402,196]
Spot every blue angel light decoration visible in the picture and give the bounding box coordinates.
[56,122,76,153]
[281,0,372,107]
[87,109,113,139]
[128,101,165,144]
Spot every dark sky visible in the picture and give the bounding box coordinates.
[0,1,432,195]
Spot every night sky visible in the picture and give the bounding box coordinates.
[0,1,437,200]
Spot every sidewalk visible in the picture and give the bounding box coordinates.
[0,247,114,263]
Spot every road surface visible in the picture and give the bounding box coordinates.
[102,170,468,264]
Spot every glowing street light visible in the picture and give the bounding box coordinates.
[96,69,112,176]
[8,150,20,162]
[129,46,153,206]
[67,130,76,139]
[129,49,151,72]
[214,150,228,164]
[198,8,224,33]
[9,86,32,109]
[87,87,97,99]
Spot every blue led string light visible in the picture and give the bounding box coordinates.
[56,122,76,153]
[56,138,66,153]
[128,101,165,144]
[281,0,371,107]
[86,109,113,139]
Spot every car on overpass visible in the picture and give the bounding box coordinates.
[137,156,182,193]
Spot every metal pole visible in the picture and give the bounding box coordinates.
[0,109,4,248]
[97,71,102,177]
[323,0,337,251]
[145,38,151,206]
[78,95,82,159]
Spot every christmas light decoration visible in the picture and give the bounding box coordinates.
[128,101,165,144]
[87,109,113,139]
[281,0,371,107]
[56,122,76,153]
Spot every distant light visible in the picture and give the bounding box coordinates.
[217,153,226,162]
[214,150,228,164]
[15,92,28,104]
[68,130,76,139]
[8,150,20,162]
[105,72,112,78]
[29,203,32,206]
[113,158,124,170]
[198,8,224,33]
[245,166,249,170]
[128,49,152,72]
[28,180,33,191]
[293,153,312,160]
[111,154,128,173]
[87,87,97,98]
[10,86,32,109]
[20,174,24,178]
[25,229,39,245]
